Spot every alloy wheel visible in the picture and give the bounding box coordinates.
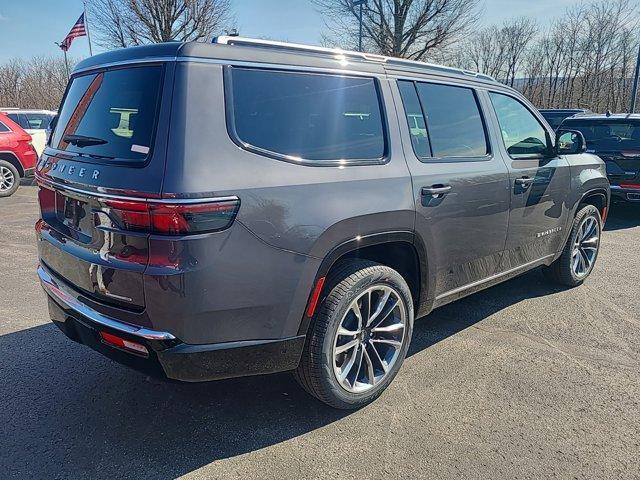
[332,285,407,393]
[572,214,600,278]
[0,166,15,192]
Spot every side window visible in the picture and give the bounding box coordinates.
[226,67,386,163]
[397,81,431,158]
[7,113,30,130]
[0,121,9,133]
[489,93,550,158]
[416,82,488,158]
[25,113,51,130]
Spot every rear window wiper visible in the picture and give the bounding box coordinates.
[63,134,108,147]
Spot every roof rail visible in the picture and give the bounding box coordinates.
[213,36,497,83]
[214,36,388,62]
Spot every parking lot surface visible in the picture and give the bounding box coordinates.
[1,184,639,479]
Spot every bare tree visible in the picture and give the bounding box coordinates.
[0,56,72,109]
[314,0,480,60]
[448,0,639,111]
[87,0,234,48]
[457,17,536,85]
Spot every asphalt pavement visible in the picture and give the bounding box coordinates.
[1,183,639,479]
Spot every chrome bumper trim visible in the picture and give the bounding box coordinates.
[38,265,176,341]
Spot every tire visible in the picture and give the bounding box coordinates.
[294,260,414,409]
[0,160,20,198]
[543,204,602,287]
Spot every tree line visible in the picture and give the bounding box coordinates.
[1,0,638,113]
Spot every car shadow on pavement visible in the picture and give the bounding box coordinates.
[408,268,565,358]
[0,270,564,479]
[604,202,640,231]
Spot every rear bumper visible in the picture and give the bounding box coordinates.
[38,264,305,382]
[610,185,640,202]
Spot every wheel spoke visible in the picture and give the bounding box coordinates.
[351,300,363,331]
[335,338,359,354]
[337,343,360,382]
[352,345,365,386]
[369,299,399,329]
[368,340,388,373]
[337,326,359,336]
[371,322,404,333]
[362,347,376,385]
[371,338,402,348]
[367,288,391,327]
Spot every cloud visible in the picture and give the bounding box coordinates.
[0,13,7,21]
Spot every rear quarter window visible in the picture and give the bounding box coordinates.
[51,65,163,162]
[225,67,386,164]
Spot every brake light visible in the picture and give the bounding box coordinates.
[103,198,240,235]
[620,183,640,189]
[99,331,149,356]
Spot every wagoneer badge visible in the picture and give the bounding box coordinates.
[41,161,100,180]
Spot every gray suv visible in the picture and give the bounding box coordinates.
[35,37,610,409]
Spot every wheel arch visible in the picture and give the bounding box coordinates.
[297,231,431,336]
[0,151,24,177]
[579,188,609,219]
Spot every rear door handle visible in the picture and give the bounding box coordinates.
[421,185,452,197]
[515,177,535,187]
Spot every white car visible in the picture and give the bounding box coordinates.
[0,109,57,156]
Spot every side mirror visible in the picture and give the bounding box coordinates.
[556,129,587,155]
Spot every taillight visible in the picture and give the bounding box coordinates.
[37,186,56,214]
[103,198,240,235]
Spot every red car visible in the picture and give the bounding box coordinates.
[0,112,38,197]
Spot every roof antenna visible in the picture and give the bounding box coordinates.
[605,109,612,117]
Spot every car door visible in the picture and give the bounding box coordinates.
[485,91,571,270]
[392,78,510,300]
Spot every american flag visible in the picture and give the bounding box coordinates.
[59,13,87,52]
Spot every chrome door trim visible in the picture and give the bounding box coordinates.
[435,254,555,301]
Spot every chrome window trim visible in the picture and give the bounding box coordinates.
[396,79,493,164]
[223,65,390,167]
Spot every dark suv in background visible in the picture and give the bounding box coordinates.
[561,113,640,203]
[35,37,609,409]
[539,108,591,130]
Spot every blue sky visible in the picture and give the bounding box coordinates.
[0,0,577,63]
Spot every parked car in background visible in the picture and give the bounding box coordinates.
[0,112,37,197]
[36,38,609,409]
[562,113,640,203]
[539,108,591,130]
[0,109,57,156]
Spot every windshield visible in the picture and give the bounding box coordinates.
[51,65,163,161]
[563,120,640,151]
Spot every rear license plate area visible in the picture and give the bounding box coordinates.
[54,192,93,242]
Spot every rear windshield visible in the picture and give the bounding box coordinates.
[51,65,163,162]
[226,67,386,163]
[563,120,640,151]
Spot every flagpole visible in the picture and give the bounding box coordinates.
[83,0,93,56]
[55,42,70,79]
